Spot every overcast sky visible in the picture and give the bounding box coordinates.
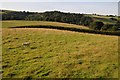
[0,0,119,2]
[0,1,119,15]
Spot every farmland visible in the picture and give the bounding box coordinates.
[2,20,118,78]
[85,14,118,24]
[1,20,89,29]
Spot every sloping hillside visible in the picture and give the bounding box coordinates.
[2,28,118,78]
[85,14,118,24]
[1,20,89,29]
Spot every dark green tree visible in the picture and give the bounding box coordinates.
[90,21,104,30]
[101,24,114,31]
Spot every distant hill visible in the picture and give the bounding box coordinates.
[85,14,118,24]
[1,9,120,31]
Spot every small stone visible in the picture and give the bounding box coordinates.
[22,42,30,46]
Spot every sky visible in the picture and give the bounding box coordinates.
[0,0,119,2]
[0,1,119,15]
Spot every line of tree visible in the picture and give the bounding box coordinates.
[25,11,94,27]
[1,10,120,31]
[90,21,120,31]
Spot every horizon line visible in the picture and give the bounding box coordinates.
[1,9,118,16]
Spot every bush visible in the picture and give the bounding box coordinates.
[110,18,117,21]
[111,26,119,31]
[80,16,93,26]
[101,24,114,31]
[114,21,120,31]
[90,21,104,30]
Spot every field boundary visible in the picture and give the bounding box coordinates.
[10,25,120,36]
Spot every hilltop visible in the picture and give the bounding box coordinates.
[1,9,120,32]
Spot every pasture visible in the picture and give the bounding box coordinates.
[2,22,118,78]
[1,20,89,29]
[85,14,118,24]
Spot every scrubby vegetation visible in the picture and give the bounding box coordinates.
[90,21,104,30]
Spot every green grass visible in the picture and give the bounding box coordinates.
[2,28,118,78]
[0,12,5,14]
[85,14,118,24]
[93,17,116,24]
[1,20,89,29]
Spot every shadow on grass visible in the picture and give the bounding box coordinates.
[10,25,120,36]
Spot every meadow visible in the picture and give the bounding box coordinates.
[2,21,119,78]
[1,20,89,29]
[85,14,118,24]
[2,21,120,36]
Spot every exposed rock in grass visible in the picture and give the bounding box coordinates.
[22,42,30,46]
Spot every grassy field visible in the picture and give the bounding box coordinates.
[85,14,118,24]
[1,20,89,29]
[2,27,118,78]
